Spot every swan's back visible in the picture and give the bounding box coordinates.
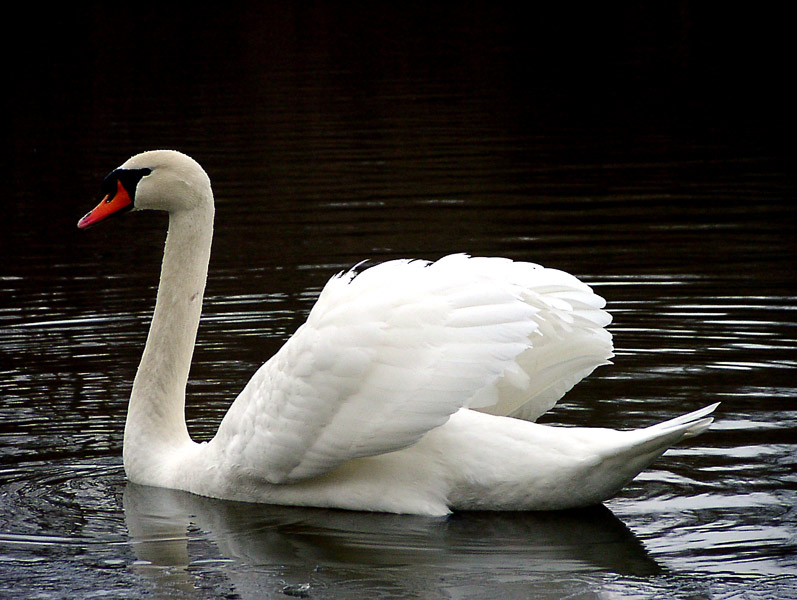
[210,254,613,484]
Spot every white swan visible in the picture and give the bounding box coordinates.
[78,150,717,516]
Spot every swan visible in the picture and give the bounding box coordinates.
[78,149,717,516]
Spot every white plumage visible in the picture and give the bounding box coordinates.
[79,150,717,516]
[214,254,612,484]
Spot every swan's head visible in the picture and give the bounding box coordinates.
[78,150,212,229]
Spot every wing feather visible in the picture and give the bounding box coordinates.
[210,254,612,483]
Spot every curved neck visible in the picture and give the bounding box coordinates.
[124,201,214,480]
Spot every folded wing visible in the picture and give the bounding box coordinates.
[211,254,613,483]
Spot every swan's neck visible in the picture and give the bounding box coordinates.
[124,202,214,482]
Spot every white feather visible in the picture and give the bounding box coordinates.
[93,150,718,516]
[213,254,563,483]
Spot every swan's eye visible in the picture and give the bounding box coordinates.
[100,167,152,202]
[99,173,118,200]
[78,167,152,229]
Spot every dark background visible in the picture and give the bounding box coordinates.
[6,3,792,205]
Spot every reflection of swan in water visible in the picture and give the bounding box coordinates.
[124,483,661,599]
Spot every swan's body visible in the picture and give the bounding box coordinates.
[79,150,716,516]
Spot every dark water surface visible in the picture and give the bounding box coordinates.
[3,4,795,599]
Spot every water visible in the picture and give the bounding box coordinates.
[3,4,795,598]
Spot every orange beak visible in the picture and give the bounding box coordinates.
[77,179,134,229]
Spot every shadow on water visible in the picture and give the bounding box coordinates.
[123,483,660,599]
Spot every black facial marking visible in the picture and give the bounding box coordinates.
[100,167,152,204]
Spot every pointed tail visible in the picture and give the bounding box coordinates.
[638,402,719,443]
[604,402,719,473]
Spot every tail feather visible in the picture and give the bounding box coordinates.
[567,403,720,508]
[606,403,719,469]
[640,402,719,440]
